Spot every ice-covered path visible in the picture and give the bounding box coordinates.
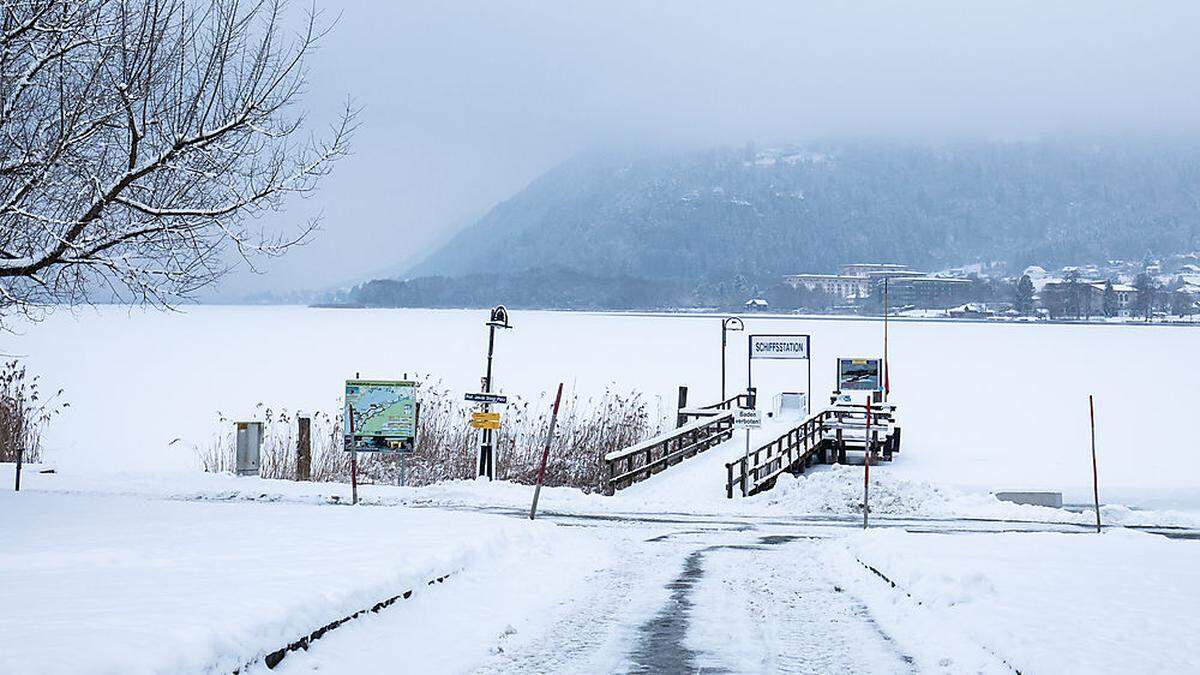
[7,466,1200,674]
[260,514,998,675]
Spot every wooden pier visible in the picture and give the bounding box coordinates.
[725,403,900,498]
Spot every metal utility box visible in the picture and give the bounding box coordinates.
[774,392,809,418]
[235,422,263,476]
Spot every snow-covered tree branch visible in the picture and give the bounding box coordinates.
[0,0,354,321]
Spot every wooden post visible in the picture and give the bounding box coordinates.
[14,444,22,492]
[349,373,359,505]
[676,385,688,428]
[1089,395,1101,533]
[296,416,312,482]
[350,450,358,505]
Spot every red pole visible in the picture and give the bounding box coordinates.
[863,402,872,529]
[1090,395,1100,533]
[530,383,565,520]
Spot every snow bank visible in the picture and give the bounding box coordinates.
[834,528,1200,674]
[759,464,1200,527]
[0,489,568,674]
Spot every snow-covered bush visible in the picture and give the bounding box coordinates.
[194,383,664,492]
[0,360,66,463]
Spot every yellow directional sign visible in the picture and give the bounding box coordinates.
[470,411,501,429]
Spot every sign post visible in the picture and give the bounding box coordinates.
[747,334,811,415]
[478,306,513,480]
[720,317,744,401]
[343,376,420,505]
[733,407,762,496]
[883,278,891,398]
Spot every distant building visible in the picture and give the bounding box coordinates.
[1040,279,1137,317]
[745,297,769,309]
[948,303,994,319]
[1087,281,1136,316]
[783,274,869,299]
[840,263,913,278]
[885,276,974,309]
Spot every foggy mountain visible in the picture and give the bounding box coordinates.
[411,140,1200,281]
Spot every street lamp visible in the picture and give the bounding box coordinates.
[478,305,512,479]
[720,316,744,401]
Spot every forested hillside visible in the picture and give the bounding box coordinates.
[356,140,1200,308]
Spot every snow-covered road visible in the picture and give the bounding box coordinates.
[6,466,1200,674]
[261,526,916,674]
[258,513,1009,674]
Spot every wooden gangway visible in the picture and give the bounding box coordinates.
[603,391,751,495]
[724,403,900,498]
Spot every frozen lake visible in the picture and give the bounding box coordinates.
[6,306,1198,508]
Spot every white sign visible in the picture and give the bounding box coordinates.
[733,408,762,429]
[749,334,810,360]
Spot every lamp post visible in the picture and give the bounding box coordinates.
[720,316,744,401]
[478,305,512,479]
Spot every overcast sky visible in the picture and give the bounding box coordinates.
[216,0,1200,297]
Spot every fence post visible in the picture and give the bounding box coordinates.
[296,416,311,482]
[676,385,689,427]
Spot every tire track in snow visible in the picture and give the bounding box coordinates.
[684,537,917,674]
[474,533,691,674]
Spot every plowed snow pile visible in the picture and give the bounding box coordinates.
[758,465,1200,527]
[760,465,1011,516]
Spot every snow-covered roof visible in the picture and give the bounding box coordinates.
[1087,281,1136,292]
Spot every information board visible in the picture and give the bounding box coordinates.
[344,379,417,451]
[837,359,882,392]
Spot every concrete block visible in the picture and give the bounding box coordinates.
[994,491,1063,508]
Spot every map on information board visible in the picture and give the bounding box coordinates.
[344,380,417,451]
[837,359,882,392]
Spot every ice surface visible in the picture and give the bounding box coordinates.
[6,306,1196,510]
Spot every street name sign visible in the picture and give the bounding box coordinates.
[465,392,508,404]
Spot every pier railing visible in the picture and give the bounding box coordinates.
[725,403,900,498]
[604,410,735,495]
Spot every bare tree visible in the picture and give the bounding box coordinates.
[0,0,353,321]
